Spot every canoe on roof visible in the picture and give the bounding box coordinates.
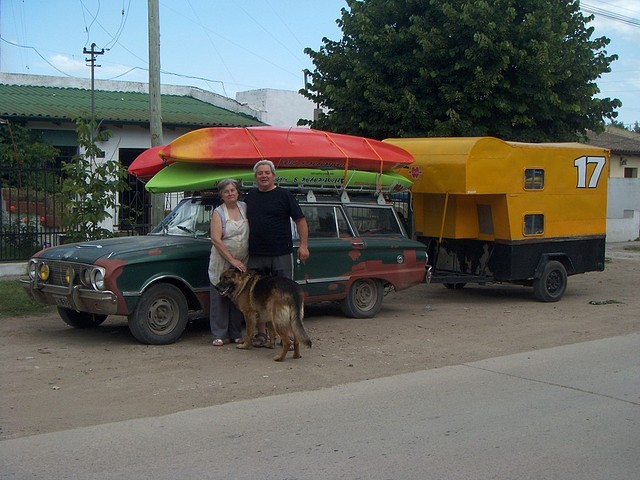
[159,127,414,172]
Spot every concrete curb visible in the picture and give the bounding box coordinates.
[0,262,27,278]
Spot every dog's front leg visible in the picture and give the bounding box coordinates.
[237,310,257,349]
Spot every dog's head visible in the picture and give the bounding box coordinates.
[216,268,255,297]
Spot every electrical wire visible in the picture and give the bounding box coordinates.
[582,2,640,27]
[0,36,72,76]
[102,0,133,52]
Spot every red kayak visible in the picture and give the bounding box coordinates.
[159,127,414,172]
[128,145,172,180]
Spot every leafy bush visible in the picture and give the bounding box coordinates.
[61,118,129,242]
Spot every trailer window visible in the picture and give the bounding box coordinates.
[524,214,544,235]
[524,169,544,190]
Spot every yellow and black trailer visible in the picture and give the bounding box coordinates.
[387,137,610,301]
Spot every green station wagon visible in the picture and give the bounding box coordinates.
[22,191,429,344]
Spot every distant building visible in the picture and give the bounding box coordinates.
[236,88,316,127]
[0,73,265,238]
[586,126,640,241]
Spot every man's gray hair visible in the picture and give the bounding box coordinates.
[217,178,239,191]
[253,159,276,175]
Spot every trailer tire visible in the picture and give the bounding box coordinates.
[533,260,567,302]
[444,283,466,290]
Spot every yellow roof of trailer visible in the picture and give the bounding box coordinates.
[385,137,609,195]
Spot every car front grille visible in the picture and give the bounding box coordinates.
[40,260,82,287]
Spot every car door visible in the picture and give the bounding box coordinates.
[293,203,364,299]
[343,203,421,281]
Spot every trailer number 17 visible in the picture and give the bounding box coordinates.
[574,156,606,188]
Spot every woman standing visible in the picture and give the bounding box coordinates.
[208,179,249,346]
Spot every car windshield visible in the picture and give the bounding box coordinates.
[151,199,215,237]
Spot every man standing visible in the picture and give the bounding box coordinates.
[245,159,309,347]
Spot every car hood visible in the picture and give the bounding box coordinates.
[33,234,207,264]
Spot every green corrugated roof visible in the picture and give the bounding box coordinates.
[0,84,264,127]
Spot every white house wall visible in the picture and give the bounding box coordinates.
[607,178,640,242]
[236,88,315,127]
[98,127,191,231]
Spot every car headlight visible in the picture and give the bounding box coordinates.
[28,260,37,280]
[65,266,74,285]
[81,268,92,287]
[91,268,106,290]
[38,263,50,281]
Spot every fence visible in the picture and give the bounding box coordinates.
[0,162,159,261]
[1,162,65,261]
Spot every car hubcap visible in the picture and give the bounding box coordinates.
[354,281,376,311]
[147,297,177,333]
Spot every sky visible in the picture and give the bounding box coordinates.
[1,0,639,128]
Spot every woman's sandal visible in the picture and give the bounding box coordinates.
[251,332,268,348]
[212,338,225,347]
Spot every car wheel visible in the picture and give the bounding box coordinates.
[340,279,384,318]
[443,283,466,290]
[533,260,567,302]
[128,283,188,344]
[57,307,108,328]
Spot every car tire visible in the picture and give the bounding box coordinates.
[533,260,567,302]
[128,283,188,345]
[58,307,108,328]
[340,278,384,318]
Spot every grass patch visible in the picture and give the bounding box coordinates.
[0,279,56,317]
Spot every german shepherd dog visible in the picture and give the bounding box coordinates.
[216,268,312,361]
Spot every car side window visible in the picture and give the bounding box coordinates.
[294,205,353,239]
[346,205,403,235]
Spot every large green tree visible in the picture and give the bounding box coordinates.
[302,0,621,141]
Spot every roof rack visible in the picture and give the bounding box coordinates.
[235,178,390,194]
[234,169,411,196]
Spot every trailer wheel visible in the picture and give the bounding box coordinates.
[533,260,567,302]
[443,283,466,290]
[128,283,188,344]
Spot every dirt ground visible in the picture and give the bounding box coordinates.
[1,242,639,440]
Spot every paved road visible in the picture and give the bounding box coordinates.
[1,333,639,480]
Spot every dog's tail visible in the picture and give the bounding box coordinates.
[292,297,312,349]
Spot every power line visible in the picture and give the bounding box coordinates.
[582,3,640,27]
[0,36,72,76]
[103,0,132,51]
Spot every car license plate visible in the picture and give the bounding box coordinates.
[53,295,71,308]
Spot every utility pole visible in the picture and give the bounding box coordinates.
[148,0,164,226]
[83,43,104,124]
